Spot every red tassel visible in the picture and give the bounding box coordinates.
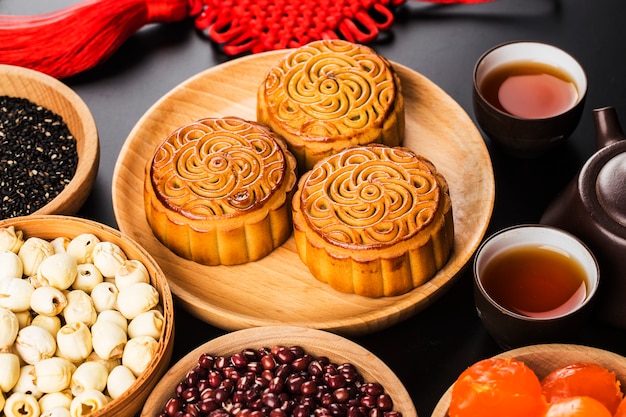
[0,0,190,79]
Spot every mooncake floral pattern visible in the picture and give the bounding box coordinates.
[300,145,441,248]
[261,40,397,139]
[150,117,288,218]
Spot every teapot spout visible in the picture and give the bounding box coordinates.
[594,106,626,149]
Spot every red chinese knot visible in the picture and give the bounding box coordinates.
[194,0,401,55]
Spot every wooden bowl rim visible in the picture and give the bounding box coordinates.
[0,64,100,217]
[141,325,418,417]
[0,214,175,417]
[430,343,626,417]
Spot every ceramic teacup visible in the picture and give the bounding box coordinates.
[473,41,587,158]
[473,224,599,349]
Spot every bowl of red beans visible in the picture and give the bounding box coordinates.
[141,326,417,417]
[0,64,99,220]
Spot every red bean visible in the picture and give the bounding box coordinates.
[327,374,347,389]
[276,363,293,380]
[309,360,324,376]
[361,382,384,397]
[247,361,263,374]
[377,394,393,411]
[292,354,312,372]
[164,397,182,416]
[268,376,284,394]
[270,409,287,417]
[198,398,219,413]
[292,404,311,417]
[208,370,222,388]
[262,392,280,408]
[301,380,318,396]
[262,354,277,370]
[333,387,351,403]
[231,352,248,369]
[275,346,295,364]
[184,403,199,417]
[175,382,185,397]
[213,356,228,369]
[360,394,377,409]
[181,387,199,403]
[198,353,214,369]
[213,388,229,403]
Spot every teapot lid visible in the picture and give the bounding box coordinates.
[580,136,626,236]
[597,149,626,227]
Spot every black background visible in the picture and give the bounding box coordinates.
[2,1,626,415]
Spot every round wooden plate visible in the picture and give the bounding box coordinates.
[431,344,626,417]
[141,326,417,417]
[112,50,495,336]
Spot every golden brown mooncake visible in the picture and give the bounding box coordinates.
[257,39,405,173]
[144,116,297,266]
[292,144,454,297]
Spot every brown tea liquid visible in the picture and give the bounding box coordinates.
[481,245,587,318]
[480,61,578,119]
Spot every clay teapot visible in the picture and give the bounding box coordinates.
[541,106,626,328]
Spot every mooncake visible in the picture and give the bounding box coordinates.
[144,116,297,265]
[292,144,454,297]
[257,39,405,173]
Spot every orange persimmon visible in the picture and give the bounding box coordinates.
[449,357,547,417]
[543,396,612,417]
[541,362,623,415]
[615,397,626,417]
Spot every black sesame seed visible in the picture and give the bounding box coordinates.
[0,95,78,219]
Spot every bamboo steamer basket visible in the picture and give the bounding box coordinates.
[0,214,174,417]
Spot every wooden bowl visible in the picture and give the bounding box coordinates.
[0,64,99,217]
[0,214,175,417]
[431,344,626,417]
[141,326,418,417]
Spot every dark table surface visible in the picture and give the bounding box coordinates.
[3,0,626,415]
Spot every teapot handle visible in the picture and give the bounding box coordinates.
[593,106,626,149]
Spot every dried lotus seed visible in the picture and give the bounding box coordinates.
[114,259,149,291]
[50,237,70,254]
[12,365,42,400]
[72,263,103,293]
[65,234,100,264]
[4,392,40,417]
[18,237,54,277]
[30,286,67,316]
[15,325,57,365]
[0,251,23,279]
[0,277,35,312]
[31,315,62,338]
[0,226,24,253]
[0,307,19,348]
[37,253,77,290]
[62,290,97,326]
[92,241,127,278]
[90,282,118,313]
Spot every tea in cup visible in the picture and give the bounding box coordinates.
[473,224,599,348]
[473,41,587,157]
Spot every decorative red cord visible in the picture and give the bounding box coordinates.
[0,0,492,79]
